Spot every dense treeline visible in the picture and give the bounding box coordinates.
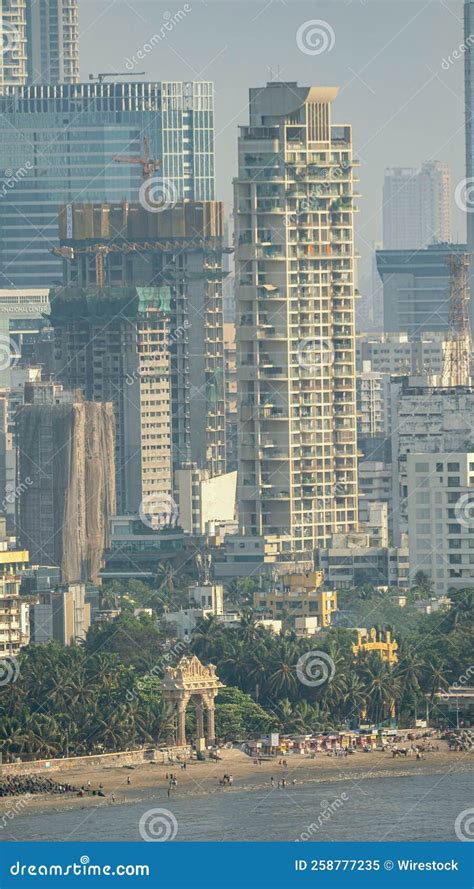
[0,588,471,761]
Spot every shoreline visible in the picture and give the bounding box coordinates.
[1,746,472,821]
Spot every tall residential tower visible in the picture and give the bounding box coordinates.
[0,0,79,93]
[235,82,358,558]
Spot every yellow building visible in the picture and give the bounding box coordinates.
[0,549,29,575]
[352,627,398,665]
[254,571,337,628]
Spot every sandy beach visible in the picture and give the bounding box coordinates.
[1,742,472,820]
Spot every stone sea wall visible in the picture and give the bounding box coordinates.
[1,746,192,775]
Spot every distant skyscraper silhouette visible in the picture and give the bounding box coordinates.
[383,161,451,250]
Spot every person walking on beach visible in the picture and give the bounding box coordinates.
[127,776,131,785]
[270,776,275,788]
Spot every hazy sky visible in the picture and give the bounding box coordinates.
[77,0,466,273]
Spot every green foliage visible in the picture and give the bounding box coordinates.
[2,585,471,762]
[0,642,162,761]
[215,687,274,739]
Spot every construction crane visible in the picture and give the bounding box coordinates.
[53,238,212,287]
[113,136,161,181]
[89,72,145,84]
[441,253,472,388]
[53,244,112,287]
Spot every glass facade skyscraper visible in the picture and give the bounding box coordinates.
[0,81,215,286]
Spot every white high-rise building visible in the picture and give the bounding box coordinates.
[382,161,451,250]
[0,0,79,93]
[390,374,474,544]
[407,452,474,595]
[0,0,27,92]
[235,82,359,557]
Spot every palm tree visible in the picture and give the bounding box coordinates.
[192,615,225,661]
[341,674,366,727]
[358,654,401,725]
[237,610,262,645]
[395,645,424,720]
[268,639,298,699]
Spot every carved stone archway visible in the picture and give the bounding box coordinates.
[162,655,224,748]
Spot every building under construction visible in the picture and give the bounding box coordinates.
[16,383,116,583]
[50,200,227,513]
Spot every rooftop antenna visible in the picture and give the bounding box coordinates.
[441,253,472,387]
